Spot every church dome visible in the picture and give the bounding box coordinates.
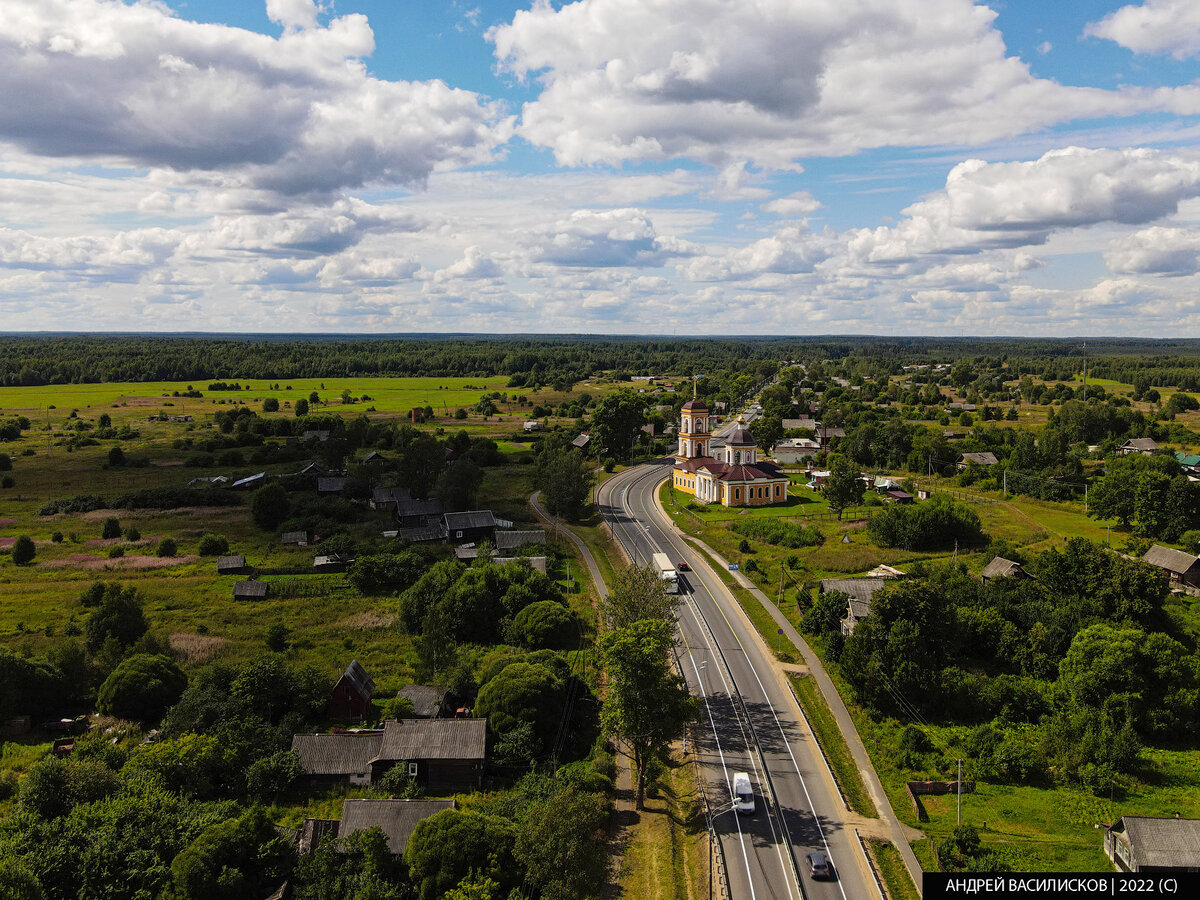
[726,416,756,446]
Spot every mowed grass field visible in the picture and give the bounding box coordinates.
[0,376,511,416]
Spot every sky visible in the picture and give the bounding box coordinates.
[3,1,1200,336]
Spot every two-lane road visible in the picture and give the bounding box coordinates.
[599,461,876,900]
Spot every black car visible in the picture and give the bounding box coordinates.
[677,560,689,571]
[806,851,831,879]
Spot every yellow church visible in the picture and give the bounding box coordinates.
[671,395,788,507]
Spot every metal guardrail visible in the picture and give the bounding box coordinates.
[855,829,889,900]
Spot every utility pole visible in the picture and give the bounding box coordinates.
[958,759,963,826]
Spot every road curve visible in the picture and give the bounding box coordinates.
[598,461,879,900]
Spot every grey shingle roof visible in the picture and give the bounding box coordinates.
[233,580,268,599]
[395,498,443,519]
[281,531,310,544]
[291,732,383,776]
[494,530,546,551]
[398,684,445,718]
[443,510,497,531]
[981,557,1024,579]
[1122,438,1160,452]
[339,799,456,855]
[317,477,347,493]
[959,452,999,466]
[339,660,375,699]
[378,718,486,761]
[217,555,246,572]
[1115,816,1200,869]
[1143,545,1200,576]
[819,579,890,604]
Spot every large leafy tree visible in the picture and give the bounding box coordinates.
[535,446,594,522]
[404,809,520,900]
[600,619,696,809]
[590,389,647,462]
[515,783,609,900]
[474,660,567,760]
[84,584,147,654]
[601,563,676,632]
[822,453,864,518]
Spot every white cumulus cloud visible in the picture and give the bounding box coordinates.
[0,0,512,196]
[490,0,1188,168]
[1086,0,1200,59]
[1106,226,1200,274]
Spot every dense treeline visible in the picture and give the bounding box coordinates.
[6,335,1200,387]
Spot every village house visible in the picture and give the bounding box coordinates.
[1119,437,1161,456]
[443,510,497,544]
[291,718,488,791]
[1105,815,1200,873]
[1142,545,1200,590]
[281,530,312,546]
[819,579,892,636]
[330,660,374,721]
[957,452,999,469]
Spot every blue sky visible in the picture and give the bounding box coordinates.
[2,0,1200,335]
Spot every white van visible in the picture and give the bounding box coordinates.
[732,771,755,815]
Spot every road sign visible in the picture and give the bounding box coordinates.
[728,563,739,571]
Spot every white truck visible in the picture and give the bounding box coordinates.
[651,552,679,594]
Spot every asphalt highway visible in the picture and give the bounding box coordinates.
[598,460,876,900]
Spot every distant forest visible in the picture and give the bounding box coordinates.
[4,334,1200,387]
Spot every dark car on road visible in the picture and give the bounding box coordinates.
[677,560,689,571]
[806,851,831,879]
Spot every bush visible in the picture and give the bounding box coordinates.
[251,482,290,531]
[107,446,126,467]
[866,495,984,550]
[101,517,122,539]
[197,533,229,556]
[603,458,615,473]
[737,538,752,553]
[11,535,35,566]
[262,398,280,413]
[108,546,125,559]
[123,526,141,542]
[156,538,178,557]
[731,517,824,549]
[508,600,580,651]
[97,653,187,725]
[51,531,63,543]
[0,476,12,489]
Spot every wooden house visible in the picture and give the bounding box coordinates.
[1142,545,1200,589]
[980,557,1028,582]
[443,510,497,544]
[330,660,375,721]
[1105,816,1200,872]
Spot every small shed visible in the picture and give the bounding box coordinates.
[290,731,384,787]
[443,510,497,544]
[217,555,249,575]
[1105,815,1200,872]
[980,557,1027,582]
[233,580,269,600]
[523,421,543,432]
[570,433,591,450]
[317,477,347,494]
[281,530,312,546]
[302,430,331,443]
[494,530,546,552]
[371,487,410,511]
[313,554,353,572]
[361,451,386,468]
[338,799,456,855]
[231,472,268,490]
[885,490,914,504]
[1142,545,1200,589]
[330,660,375,721]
